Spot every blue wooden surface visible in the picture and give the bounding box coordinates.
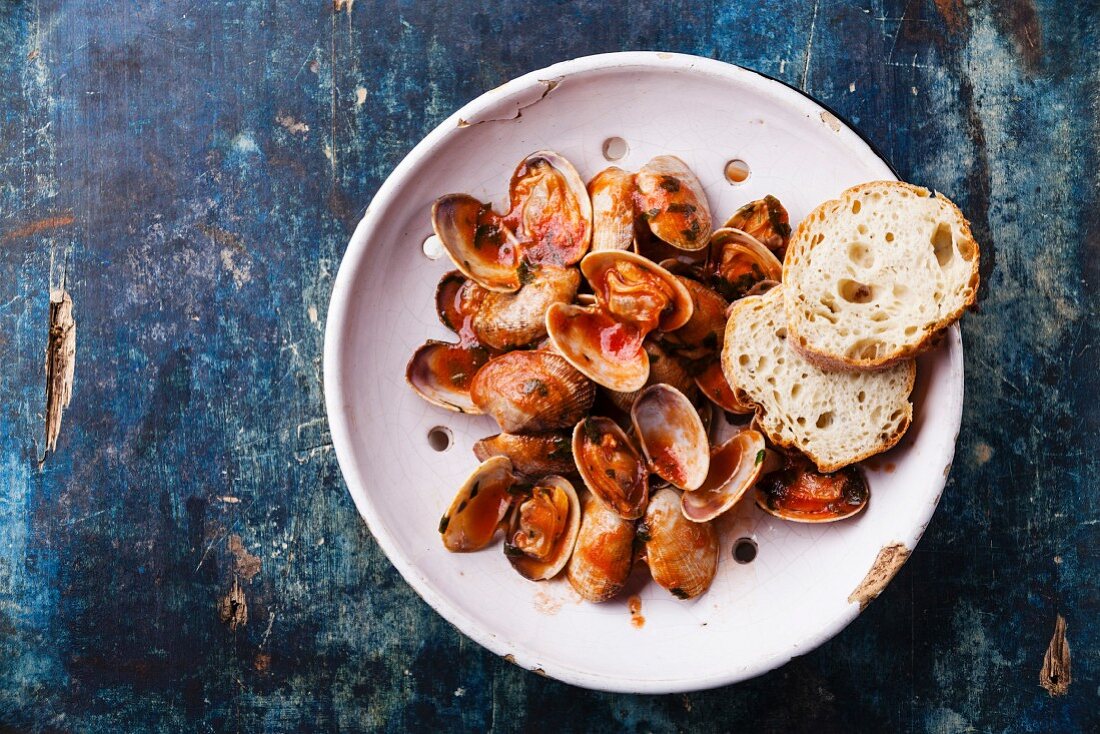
[0,1,1096,731]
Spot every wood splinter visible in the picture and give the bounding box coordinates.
[41,289,76,464]
[1040,614,1071,697]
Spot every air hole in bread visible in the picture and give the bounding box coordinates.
[775,327,787,340]
[816,411,834,429]
[857,223,868,235]
[893,283,909,299]
[791,384,801,398]
[852,199,862,214]
[857,390,866,403]
[846,339,880,361]
[738,354,749,366]
[932,222,954,267]
[870,311,888,322]
[904,325,917,336]
[838,279,875,304]
[885,232,895,242]
[847,242,874,268]
[957,234,977,261]
[796,416,806,426]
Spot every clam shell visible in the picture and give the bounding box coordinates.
[566,490,635,602]
[405,340,490,413]
[588,166,636,252]
[432,194,521,293]
[507,151,592,266]
[635,155,712,251]
[505,475,581,581]
[470,350,595,433]
[641,488,718,599]
[472,432,575,478]
[439,456,516,552]
[581,250,694,333]
[706,227,782,300]
[681,429,766,522]
[631,385,710,491]
[721,194,791,252]
[435,270,486,344]
[665,276,729,352]
[694,359,755,414]
[606,341,697,413]
[545,303,649,393]
[572,417,649,520]
[471,265,580,350]
[755,458,870,523]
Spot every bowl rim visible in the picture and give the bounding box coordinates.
[323,51,964,693]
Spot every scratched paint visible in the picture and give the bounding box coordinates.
[0,1,1097,732]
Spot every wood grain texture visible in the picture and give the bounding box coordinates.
[0,0,1097,731]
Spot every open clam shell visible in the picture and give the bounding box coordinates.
[432,194,521,293]
[641,488,718,599]
[635,155,712,251]
[439,456,516,552]
[721,194,791,252]
[581,250,694,333]
[506,151,592,266]
[471,265,580,350]
[566,490,635,602]
[406,340,490,413]
[572,417,649,520]
[505,475,581,581]
[472,431,575,478]
[588,166,636,252]
[706,227,783,300]
[755,458,870,523]
[631,384,710,491]
[545,303,649,392]
[470,350,595,433]
[681,429,766,522]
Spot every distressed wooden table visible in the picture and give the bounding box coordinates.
[1,1,1095,731]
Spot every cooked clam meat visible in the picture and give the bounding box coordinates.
[406,340,490,413]
[505,475,581,581]
[572,416,649,520]
[433,193,521,293]
[756,456,870,522]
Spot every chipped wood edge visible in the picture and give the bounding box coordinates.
[1040,614,1071,696]
[41,289,76,464]
[847,542,911,611]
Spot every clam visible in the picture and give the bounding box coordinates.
[588,166,636,252]
[545,303,648,392]
[583,250,694,333]
[694,359,755,414]
[506,151,592,267]
[471,265,580,350]
[504,475,581,580]
[664,276,729,353]
[681,429,766,522]
[470,350,595,433]
[706,228,783,301]
[631,385,710,491]
[640,488,718,599]
[722,195,791,252]
[435,270,486,345]
[439,456,516,552]
[566,490,636,602]
[572,417,649,519]
[606,341,697,412]
[547,251,693,392]
[432,194,521,293]
[635,155,712,251]
[756,457,870,523]
[406,340,490,413]
[472,431,575,478]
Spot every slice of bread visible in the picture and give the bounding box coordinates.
[722,287,915,472]
[783,181,979,369]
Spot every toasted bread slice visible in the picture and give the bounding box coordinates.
[783,181,979,370]
[722,287,915,472]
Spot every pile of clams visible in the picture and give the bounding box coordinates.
[409,151,869,604]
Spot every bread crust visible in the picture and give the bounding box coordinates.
[782,181,980,371]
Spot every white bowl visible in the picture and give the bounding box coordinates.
[324,52,962,693]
